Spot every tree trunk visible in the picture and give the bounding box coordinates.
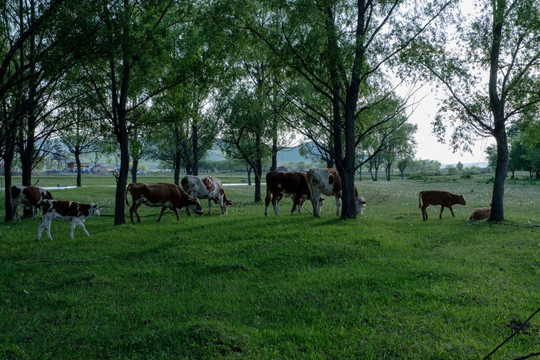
[3,136,15,222]
[130,156,138,184]
[270,142,277,172]
[489,127,508,222]
[192,122,199,176]
[246,165,252,185]
[114,121,129,226]
[173,152,181,185]
[75,150,82,187]
[254,158,262,202]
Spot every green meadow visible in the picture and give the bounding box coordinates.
[1,173,539,359]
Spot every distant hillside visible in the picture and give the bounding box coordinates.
[204,143,315,165]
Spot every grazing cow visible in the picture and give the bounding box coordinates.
[11,185,53,220]
[264,171,319,216]
[418,190,466,221]
[307,168,366,218]
[126,183,203,223]
[181,175,233,215]
[36,199,100,240]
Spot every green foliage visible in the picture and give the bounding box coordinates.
[1,175,539,359]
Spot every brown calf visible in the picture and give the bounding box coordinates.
[419,190,466,221]
[265,171,315,216]
[468,207,491,221]
[126,183,203,223]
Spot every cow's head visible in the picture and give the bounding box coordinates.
[221,199,234,215]
[188,196,204,216]
[355,196,367,216]
[89,202,101,217]
[458,195,466,206]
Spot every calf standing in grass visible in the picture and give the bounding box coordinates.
[37,199,100,240]
[419,190,466,221]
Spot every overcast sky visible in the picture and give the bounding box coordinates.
[407,85,493,166]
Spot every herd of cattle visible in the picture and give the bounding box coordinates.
[8,168,492,240]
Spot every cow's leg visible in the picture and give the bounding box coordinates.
[45,218,53,240]
[439,206,445,219]
[449,206,455,217]
[173,208,180,221]
[208,199,212,215]
[290,196,298,215]
[36,218,48,240]
[13,204,20,221]
[157,206,167,222]
[264,190,272,216]
[311,191,321,218]
[273,195,280,216]
[335,197,341,217]
[32,206,37,220]
[75,220,90,237]
[421,205,428,221]
[130,204,141,224]
[219,197,225,215]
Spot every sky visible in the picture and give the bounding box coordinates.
[406,85,493,167]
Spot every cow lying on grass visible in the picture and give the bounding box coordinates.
[36,199,100,240]
[418,190,466,221]
[11,185,53,220]
[467,205,491,221]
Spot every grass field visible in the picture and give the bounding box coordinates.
[1,173,539,359]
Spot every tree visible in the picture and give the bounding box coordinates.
[0,0,86,221]
[80,1,194,225]
[418,0,540,221]
[217,87,270,202]
[244,0,452,218]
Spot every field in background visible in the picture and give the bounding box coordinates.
[1,174,539,359]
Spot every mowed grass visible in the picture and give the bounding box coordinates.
[1,174,540,359]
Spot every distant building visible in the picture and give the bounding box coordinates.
[276,166,288,172]
[92,164,115,174]
[67,162,90,172]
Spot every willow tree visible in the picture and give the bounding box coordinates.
[416,0,540,221]
[244,0,454,218]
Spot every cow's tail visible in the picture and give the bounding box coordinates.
[126,184,132,206]
[418,191,423,208]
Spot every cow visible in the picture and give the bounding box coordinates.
[264,171,316,216]
[126,183,203,223]
[181,175,233,215]
[418,190,466,221]
[467,204,491,221]
[306,168,366,218]
[36,199,100,240]
[11,185,53,220]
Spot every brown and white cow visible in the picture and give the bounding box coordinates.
[181,175,233,215]
[265,171,317,216]
[36,199,100,240]
[126,183,203,223]
[306,168,366,218]
[418,190,466,221]
[11,185,53,220]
